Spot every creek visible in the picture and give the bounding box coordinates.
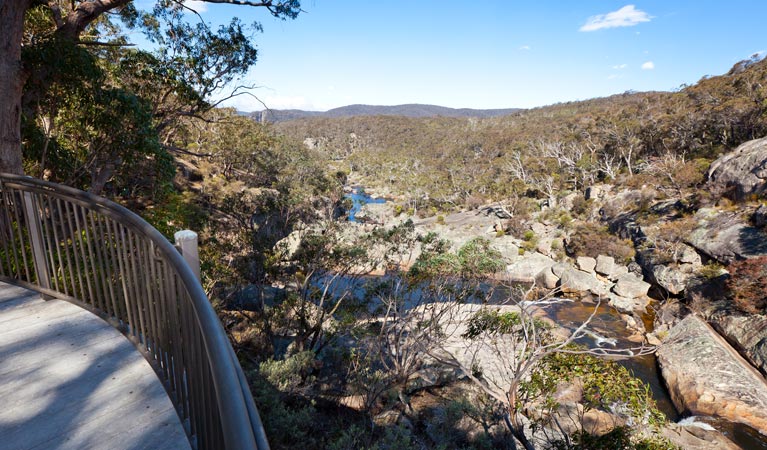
[325,273,767,448]
[345,186,386,222]
[546,298,767,449]
[331,194,767,447]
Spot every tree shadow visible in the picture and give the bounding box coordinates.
[0,287,190,450]
[737,226,767,257]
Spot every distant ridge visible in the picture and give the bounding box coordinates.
[248,103,522,123]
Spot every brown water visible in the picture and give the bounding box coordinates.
[548,299,767,449]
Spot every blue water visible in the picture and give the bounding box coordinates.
[346,187,386,222]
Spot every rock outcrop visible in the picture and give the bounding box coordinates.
[558,267,609,296]
[506,252,555,282]
[708,313,767,376]
[687,208,767,264]
[708,136,767,200]
[576,256,596,273]
[660,422,739,450]
[612,273,650,299]
[657,315,767,432]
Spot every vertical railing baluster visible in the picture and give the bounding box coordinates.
[72,203,96,306]
[41,194,62,293]
[94,215,118,319]
[10,191,30,281]
[0,187,11,277]
[88,210,111,312]
[102,218,124,325]
[153,254,172,384]
[197,328,213,450]
[55,198,78,298]
[174,275,191,426]
[21,191,50,290]
[129,232,149,346]
[115,223,139,336]
[142,240,161,364]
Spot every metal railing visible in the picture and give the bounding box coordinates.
[0,174,269,450]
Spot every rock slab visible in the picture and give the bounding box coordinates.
[709,313,767,377]
[708,136,767,200]
[612,273,650,299]
[657,315,767,433]
[687,208,767,264]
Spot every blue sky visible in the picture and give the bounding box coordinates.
[162,1,766,111]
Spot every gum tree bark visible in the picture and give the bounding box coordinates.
[0,0,31,174]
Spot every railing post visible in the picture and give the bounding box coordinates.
[22,191,51,292]
[174,230,201,282]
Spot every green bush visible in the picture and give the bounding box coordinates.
[519,230,539,253]
[259,350,317,394]
[697,261,725,279]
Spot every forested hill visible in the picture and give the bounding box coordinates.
[272,55,767,206]
[249,104,522,123]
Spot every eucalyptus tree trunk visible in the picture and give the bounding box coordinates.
[0,0,31,175]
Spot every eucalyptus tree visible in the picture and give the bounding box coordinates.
[0,0,301,182]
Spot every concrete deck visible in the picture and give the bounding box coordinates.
[0,282,191,450]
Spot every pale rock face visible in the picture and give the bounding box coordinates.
[687,208,767,264]
[534,267,559,290]
[576,256,597,273]
[709,313,767,376]
[491,238,520,264]
[651,265,691,296]
[608,292,649,314]
[612,273,650,299]
[708,136,767,200]
[506,252,555,282]
[660,422,740,450]
[595,255,614,276]
[530,222,547,236]
[679,244,702,266]
[585,184,613,201]
[657,315,767,433]
[558,267,608,297]
[595,254,629,281]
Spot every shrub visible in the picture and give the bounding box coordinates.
[567,223,635,264]
[259,350,317,395]
[436,214,445,225]
[571,195,592,218]
[726,256,767,313]
[697,261,725,279]
[520,230,539,252]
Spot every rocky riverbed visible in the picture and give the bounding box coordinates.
[346,140,767,447]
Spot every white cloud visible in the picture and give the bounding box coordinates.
[641,61,655,70]
[519,45,531,51]
[607,74,622,80]
[612,64,628,70]
[184,0,208,13]
[580,5,653,32]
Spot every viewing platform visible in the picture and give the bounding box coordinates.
[0,174,269,450]
[0,282,190,450]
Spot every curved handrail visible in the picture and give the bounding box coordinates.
[0,173,268,450]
